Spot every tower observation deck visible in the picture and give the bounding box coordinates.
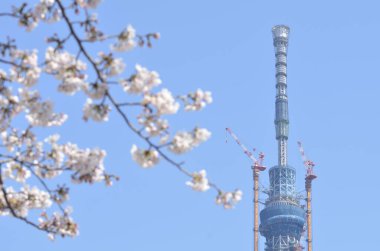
[259,26,306,251]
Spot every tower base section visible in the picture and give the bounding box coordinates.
[260,202,305,251]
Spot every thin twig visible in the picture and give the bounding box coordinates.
[0,58,19,67]
[0,13,17,18]
[116,102,143,107]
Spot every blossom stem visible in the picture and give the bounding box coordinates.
[116,102,143,107]
[0,58,19,67]
[0,13,17,18]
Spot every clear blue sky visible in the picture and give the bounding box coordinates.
[1,0,379,250]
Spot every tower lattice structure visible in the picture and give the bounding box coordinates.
[259,25,306,251]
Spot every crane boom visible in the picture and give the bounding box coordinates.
[225,127,266,251]
[226,127,257,164]
[297,141,315,174]
[297,141,317,251]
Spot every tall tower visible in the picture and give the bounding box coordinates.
[259,25,306,251]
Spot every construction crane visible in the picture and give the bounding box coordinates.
[297,141,317,251]
[226,127,265,251]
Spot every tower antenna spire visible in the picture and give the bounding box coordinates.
[273,25,290,167]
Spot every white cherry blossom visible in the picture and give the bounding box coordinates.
[108,58,125,76]
[169,127,211,154]
[216,189,243,209]
[0,186,52,217]
[194,127,211,144]
[17,15,38,32]
[169,131,194,154]
[19,88,68,126]
[0,69,7,80]
[26,100,68,127]
[34,0,53,19]
[131,144,160,168]
[39,209,78,239]
[120,64,161,94]
[19,88,68,127]
[22,186,53,210]
[1,130,22,152]
[83,82,108,100]
[82,99,110,122]
[0,88,22,124]
[182,89,213,111]
[34,165,63,179]
[44,134,65,166]
[2,161,31,183]
[45,47,88,95]
[111,25,136,52]
[62,143,107,184]
[9,49,41,87]
[138,114,168,136]
[144,88,179,115]
[97,52,125,77]
[159,134,170,144]
[76,0,102,9]
[186,170,210,192]
[34,0,61,23]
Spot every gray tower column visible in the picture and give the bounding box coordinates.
[273,26,289,167]
[259,26,306,251]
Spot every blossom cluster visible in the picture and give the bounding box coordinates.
[111,25,136,52]
[9,49,41,87]
[137,114,169,137]
[0,0,243,241]
[97,52,125,77]
[39,208,79,240]
[181,89,213,111]
[2,162,31,183]
[0,72,112,239]
[120,64,161,94]
[216,189,243,209]
[130,145,159,168]
[0,185,52,217]
[45,47,88,95]
[144,88,180,115]
[83,99,110,122]
[76,0,102,9]
[169,127,211,154]
[186,169,210,192]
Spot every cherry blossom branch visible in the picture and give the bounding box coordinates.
[0,153,66,213]
[27,165,66,211]
[56,0,102,80]
[0,166,53,234]
[56,0,223,192]
[0,1,242,239]
[107,92,194,177]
